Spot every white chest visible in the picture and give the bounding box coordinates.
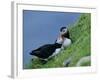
[62,38,72,48]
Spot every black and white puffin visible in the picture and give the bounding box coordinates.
[29,26,72,62]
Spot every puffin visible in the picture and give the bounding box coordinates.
[29,27,72,62]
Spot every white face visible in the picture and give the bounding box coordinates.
[60,28,67,35]
[56,37,63,44]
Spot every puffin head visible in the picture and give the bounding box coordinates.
[60,27,68,36]
[60,27,70,38]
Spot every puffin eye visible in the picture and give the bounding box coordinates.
[63,30,65,32]
[62,29,66,32]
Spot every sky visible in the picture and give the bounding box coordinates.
[23,10,80,69]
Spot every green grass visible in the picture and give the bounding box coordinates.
[26,13,91,69]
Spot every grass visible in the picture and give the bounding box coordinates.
[26,13,91,69]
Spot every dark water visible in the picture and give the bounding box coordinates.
[23,10,80,69]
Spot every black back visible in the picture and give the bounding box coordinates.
[30,43,62,59]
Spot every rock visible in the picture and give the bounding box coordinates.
[63,57,72,67]
[76,56,91,66]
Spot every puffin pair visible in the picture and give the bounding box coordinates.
[30,27,72,61]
